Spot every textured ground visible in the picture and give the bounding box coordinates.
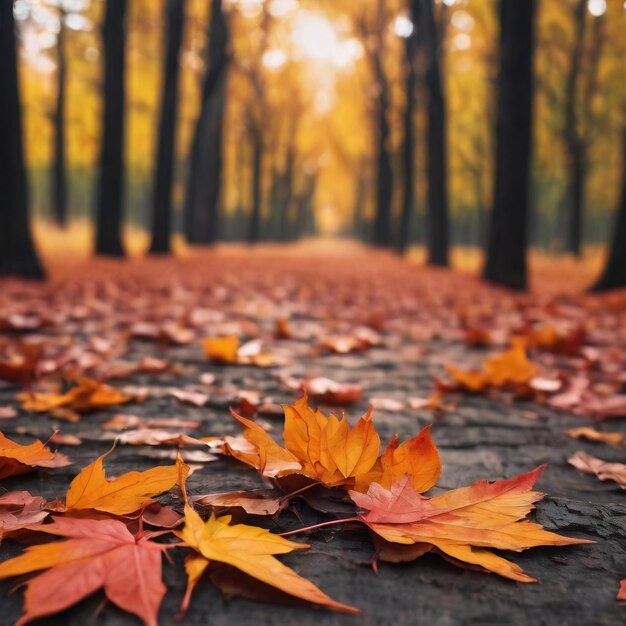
[0,247,624,626]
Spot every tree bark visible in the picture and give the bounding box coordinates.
[591,127,626,291]
[562,0,586,257]
[419,0,449,266]
[95,0,127,257]
[149,0,185,254]
[0,1,44,278]
[248,122,263,243]
[51,8,68,228]
[183,0,228,245]
[371,0,393,248]
[482,0,536,291]
[398,0,419,254]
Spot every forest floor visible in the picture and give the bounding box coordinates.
[0,247,624,626]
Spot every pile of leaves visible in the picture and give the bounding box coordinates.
[0,397,599,624]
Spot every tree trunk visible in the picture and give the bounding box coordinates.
[398,0,419,254]
[420,0,449,266]
[482,0,536,291]
[371,1,393,249]
[95,0,127,257]
[183,0,228,245]
[278,142,295,241]
[592,127,626,291]
[248,123,263,243]
[562,0,586,256]
[51,9,68,228]
[0,2,44,278]
[149,0,185,254]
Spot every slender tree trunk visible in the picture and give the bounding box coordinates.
[278,142,295,241]
[353,169,366,241]
[398,0,419,254]
[562,0,586,256]
[592,127,626,291]
[183,0,229,245]
[52,9,68,228]
[0,1,44,278]
[95,0,127,256]
[149,0,185,254]
[372,1,393,248]
[248,123,263,243]
[482,0,536,291]
[420,0,449,266]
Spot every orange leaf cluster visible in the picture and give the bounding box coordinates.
[223,395,441,492]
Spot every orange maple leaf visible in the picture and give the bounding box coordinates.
[0,432,71,480]
[350,466,591,582]
[64,448,186,515]
[0,517,168,626]
[224,395,440,492]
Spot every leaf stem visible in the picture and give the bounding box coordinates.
[280,516,360,537]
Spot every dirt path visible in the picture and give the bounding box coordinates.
[0,249,624,625]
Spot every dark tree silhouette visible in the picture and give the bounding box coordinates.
[51,6,68,227]
[419,0,449,266]
[248,118,263,243]
[370,0,393,248]
[398,0,419,254]
[0,1,44,278]
[149,0,185,254]
[483,0,536,290]
[562,1,604,256]
[184,0,229,245]
[592,126,626,291]
[95,0,127,256]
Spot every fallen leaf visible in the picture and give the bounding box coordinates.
[101,413,200,431]
[299,377,363,406]
[568,451,626,488]
[64,448,186,515]
[193,489,286,516]
[169,389,209,407]
[618,578,626,601]
[18,378,131,414]
[0,433,71,480]
[350,466,591,582]
[447,340,539,395]
[175,506,358,616]
[0,491,48,535]
[0,516,167,626]
[565,427,626,448]
[226,395,440,494]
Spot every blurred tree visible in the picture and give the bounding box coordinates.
[51,4,68,227]
[95,0,127,256]
[562,0,605,256]
[483,0,536,290]
[419,0,448,266]
[149,0,185,254]
[371,0,393,248]
[398,0,419,254]
[244,8,271,244]
[184,0,229,245]
[0,0,44,278]
[593,123,626,291]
